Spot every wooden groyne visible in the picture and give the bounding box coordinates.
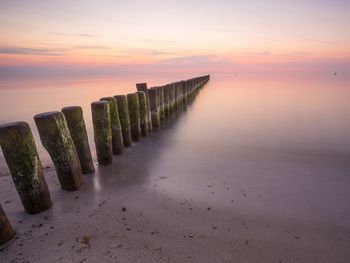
[0,74,210,245]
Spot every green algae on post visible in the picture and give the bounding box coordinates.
[136,91,149,137]
[136,82,152,133]
[159,86,165,119]
[100,97,124,155]
[148,88,160,129]
[0,204,15,246]
[0,121,52,213]
[91,101,113,165]
[34,111,83,191]
[127,93,141,142]
[114,95,132,147]
[62,106,95,174]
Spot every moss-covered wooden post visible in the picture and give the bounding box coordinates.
[181,80,187,103]
[169,83,175,112]
[164,84,170,116]
[136,83,152,133]
[34,111,83,191]
[0,122,52,213]
[159,86,165,119]
[127,93,141,142]
[62,106,95,174]
[91,101,113,165]
[148,88,160,129]
[0,204,15,246]
[174,82,179,109]
[114,95,132,147]
[136,91,149,137]
[100,97,124,155]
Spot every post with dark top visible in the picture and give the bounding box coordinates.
[169,83,175,112]
[115,95,132,147]
[136,91,149,137]
[136,83,152,133]
[62,106,95,174]
[159,86,165,119]
[91,101,113,165]
[100,97,124,155]
[148,88,160,129]
[0,121,52,213]
[127,93,141,142]
[34,111,83,191]
[164,84,170,116]
[0,204,15,246]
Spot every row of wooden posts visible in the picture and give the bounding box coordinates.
[0,74,210,246]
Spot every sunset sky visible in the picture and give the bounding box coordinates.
[0,0,349,75]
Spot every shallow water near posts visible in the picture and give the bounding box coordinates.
[0,73,350,262]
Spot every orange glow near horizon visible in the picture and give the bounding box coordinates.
[0,1,349,74]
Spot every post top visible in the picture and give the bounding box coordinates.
[100,96,116,102]
[61,106,82,112]
[34,111,62,120]
[0,121,29,130]
[91,100,108,106]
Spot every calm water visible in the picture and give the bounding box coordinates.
[1,73,349,157]
[1,73,349,262]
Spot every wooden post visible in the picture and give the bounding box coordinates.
[127,93,141,142]
[136,83,152,133]
[34,111,83,191]
[136,91,149,137]
[0,121,52,213]
[114,95,132,147]
[0,204,15,246]
[148,88,160,129]
[91,101,113,165]
[62,106,95,174]
[100,97,124,155]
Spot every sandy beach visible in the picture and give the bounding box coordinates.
[1,75,350,262]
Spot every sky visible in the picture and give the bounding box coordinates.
[0,0,349,76]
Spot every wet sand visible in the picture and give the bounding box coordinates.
[1,75,350,262]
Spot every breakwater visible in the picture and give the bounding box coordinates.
[0,74,210,245]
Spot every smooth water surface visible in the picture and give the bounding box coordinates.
[0,73,349,262]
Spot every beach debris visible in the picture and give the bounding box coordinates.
[81,235,91,249]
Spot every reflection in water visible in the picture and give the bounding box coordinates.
[1,73,349,220]
[1,73,349,263]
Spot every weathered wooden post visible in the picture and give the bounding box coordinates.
[0,204,15,246]
[148,88,160,129]
[0,122,52,213]
[34,111,83,191]
[91,101,113,165]
[100,97,124,155]
[158,86,165,119]
[164,84,170,116]
[127,93,141,142]
[114,95,132,147]
[181,80,187,103]
[169,83,175,112]
[136,83,152,133]
[174,82,179,109]
[136,91,149,137]
[62,106,95,174]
